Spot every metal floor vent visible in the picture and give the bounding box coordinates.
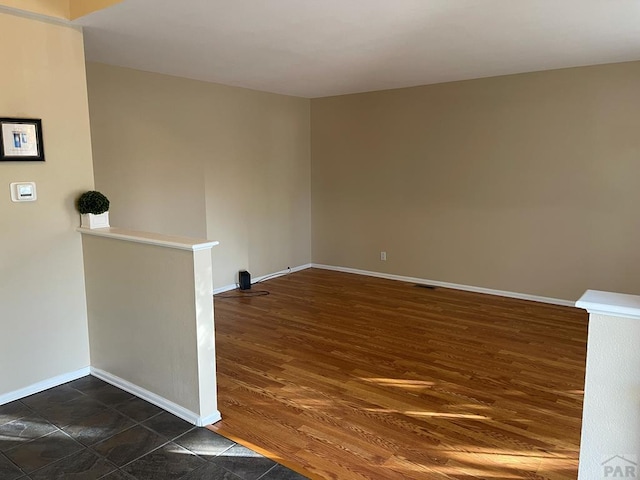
[414,284,437,290]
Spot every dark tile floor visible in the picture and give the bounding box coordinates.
[0,376,307,479]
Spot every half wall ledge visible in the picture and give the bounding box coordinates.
[78,226,220,426]
[77,226,219,251]
[575,289,640,480]
[575,289,640,319]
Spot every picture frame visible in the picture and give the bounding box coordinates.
[0,118,45,162]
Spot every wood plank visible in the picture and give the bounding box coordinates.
[210,268,587,479]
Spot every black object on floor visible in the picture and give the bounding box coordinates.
[239,270,251,290]
[0,376,308,480]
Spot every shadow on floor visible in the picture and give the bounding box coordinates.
[0,376,307,479]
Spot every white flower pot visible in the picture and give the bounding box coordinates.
[81,212,110,229]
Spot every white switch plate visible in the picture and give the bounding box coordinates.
[10,182,37,202]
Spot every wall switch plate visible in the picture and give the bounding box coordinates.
[10,182,37,202]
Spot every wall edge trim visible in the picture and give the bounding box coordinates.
[213,263,312,295]
[90,367,221,426]
[0,5,76,27]
[311,263,575,307]
[0,366,90,406]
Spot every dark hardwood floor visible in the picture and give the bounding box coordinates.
[211,268,587,479]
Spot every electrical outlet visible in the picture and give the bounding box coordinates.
[380,251,387,261]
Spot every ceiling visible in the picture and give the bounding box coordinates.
[75,0,640,98]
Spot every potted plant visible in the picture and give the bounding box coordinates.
[77,190,110,229]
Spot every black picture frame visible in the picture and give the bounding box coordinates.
[0,118,45,162]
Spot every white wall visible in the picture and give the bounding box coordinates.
[578,312,640,479]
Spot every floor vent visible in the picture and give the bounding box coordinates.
[414,284,437,290]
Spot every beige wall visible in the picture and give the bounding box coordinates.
[203,84,311,287]
[311,62,640,301]
[0,0,121,20]
[0,12,94,396]
[69,0,122,19]
[0,0,69,19]
[82,233,218,422]
[86,62,311,289]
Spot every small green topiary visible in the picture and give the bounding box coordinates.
[77,190,110,215]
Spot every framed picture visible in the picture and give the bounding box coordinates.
[0,118,45,162]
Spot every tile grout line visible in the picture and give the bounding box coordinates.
[64,378,218,477]
[4,380,154,479]
[114,438,172,472]
[1,449,28,480]
[3,378,301,480]
[4,429,78,476]
[1,400,47,479]
[256,463,280,480]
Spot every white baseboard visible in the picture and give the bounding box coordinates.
[0,366,90,406]
[213,263,312,295]
[312,264,575,307]
[90,367,221,427]
[213,283,237,295]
